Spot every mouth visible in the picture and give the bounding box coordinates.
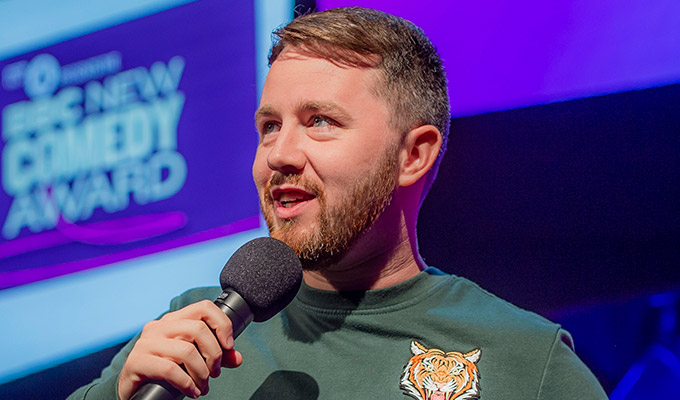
[270,186,317,218]
[426,389,452,400]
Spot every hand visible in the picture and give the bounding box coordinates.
[118,300,243,400]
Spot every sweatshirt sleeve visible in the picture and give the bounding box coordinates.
[537,329,608,399]
[65,287,220,400]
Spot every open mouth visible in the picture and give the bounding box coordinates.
[426,389,450,400]
[271,187,316,211]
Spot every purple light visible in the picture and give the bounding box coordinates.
[55,212,188,245]
[317,0,680,116]
[0,215,260,289]
[0,212,188,259]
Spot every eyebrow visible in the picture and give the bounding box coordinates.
[297,100,351,121]
[254,105,277,122]
[254,101,353,123]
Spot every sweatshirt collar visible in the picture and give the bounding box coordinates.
[294,267,447,313]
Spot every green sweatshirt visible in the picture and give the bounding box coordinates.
[68,267,607,399]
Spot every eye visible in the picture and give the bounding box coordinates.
[312,116,329,127]
[261,121,280,135]
[450,362,464,375]
[422,357,436,372]
[310,115,334,129]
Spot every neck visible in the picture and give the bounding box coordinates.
[302,238,424,291]
[303,189,425,291]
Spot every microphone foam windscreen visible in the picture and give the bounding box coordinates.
[220,237,302,322]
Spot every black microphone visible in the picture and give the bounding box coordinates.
[130,237,302,400]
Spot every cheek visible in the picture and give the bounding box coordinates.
[252,151,269,188]
[313,146,373,178]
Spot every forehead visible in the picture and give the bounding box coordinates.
[258,50,388,115]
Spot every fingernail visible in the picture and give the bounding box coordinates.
[193,387,201,398]
[226,336,234,349]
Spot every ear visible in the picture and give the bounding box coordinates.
[398,125,443,187]
[411,340,428,356]
[463,348,482,364]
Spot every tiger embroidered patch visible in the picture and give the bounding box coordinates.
[400,340,481,400]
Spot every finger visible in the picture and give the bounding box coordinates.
[141,337,211,395]
[185,320,224,378]
[124,352,202,399]
[221,349,243,369]
[161,300,235,350]
[145,319,224,377]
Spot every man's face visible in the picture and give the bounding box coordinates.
[253,50,400,269]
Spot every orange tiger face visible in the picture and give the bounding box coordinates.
[400,341,481,400]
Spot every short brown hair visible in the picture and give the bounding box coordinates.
[269,7,450,200]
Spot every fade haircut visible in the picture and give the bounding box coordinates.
[269,6,450,203]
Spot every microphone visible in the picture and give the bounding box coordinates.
[130,237,302,400]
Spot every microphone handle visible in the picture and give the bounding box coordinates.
[130,290,254,400]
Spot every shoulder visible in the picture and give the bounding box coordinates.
[168,286,223,311]
[425,268,564,343]
[421,269,607,397]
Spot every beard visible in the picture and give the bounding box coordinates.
[259,147,398,270]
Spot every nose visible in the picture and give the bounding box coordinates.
[266,124,306,175]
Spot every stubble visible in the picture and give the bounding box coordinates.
[260,147,399,270]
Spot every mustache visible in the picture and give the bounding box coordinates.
[266,173,322,197]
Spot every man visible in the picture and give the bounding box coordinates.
[69,7,607,400]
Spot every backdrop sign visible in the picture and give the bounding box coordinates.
[0,0,260,289]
